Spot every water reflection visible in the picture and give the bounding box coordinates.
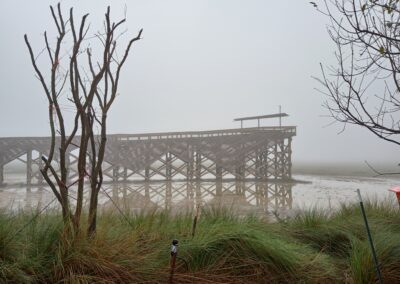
[0,181,293,215]
[101,181,293,216]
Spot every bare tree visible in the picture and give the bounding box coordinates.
[24,3,142,237]
[316,0,400,148]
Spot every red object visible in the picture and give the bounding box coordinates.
[389,186,400,201]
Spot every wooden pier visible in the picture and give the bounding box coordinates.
[0,124,296,186]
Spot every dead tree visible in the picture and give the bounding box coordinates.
[316,0,400,147]
[24,3,142,237]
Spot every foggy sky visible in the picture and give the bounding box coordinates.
[0,0,398,166]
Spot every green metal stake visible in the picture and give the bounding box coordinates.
[356,189,383,284]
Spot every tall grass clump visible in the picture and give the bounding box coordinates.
[180,229,338,283]
[0,210,30,283]
[0,199,398,283]
[349,231,400,283]
[285,199,400,283]
[0,208,64,283]
[285,208,353,258]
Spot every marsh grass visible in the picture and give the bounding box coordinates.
[0,201,399,283]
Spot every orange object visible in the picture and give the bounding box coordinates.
[389,186,400,206]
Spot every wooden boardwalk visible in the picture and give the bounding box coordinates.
[0,126,296,186]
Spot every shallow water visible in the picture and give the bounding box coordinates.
[1,173,399,215]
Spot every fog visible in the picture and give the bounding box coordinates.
[0,0,398,167]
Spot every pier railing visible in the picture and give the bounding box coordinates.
[113,126,296,141]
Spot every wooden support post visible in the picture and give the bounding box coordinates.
[263,147,271,180]
[166,181,172,211]
[257,182,268,210]
[65,151,70,183]
[235,167,239,181]
[265,183,270,211]
[216,165,222,180]
[280,139,286,179]
[113,166,120,182]
[38,151,43,185]
[255,149,263,180]
[287,184,293,209]
[112,184,118,200]
[192,204,200,237]
[185,180,193,212]
[261,149,267,179]
[235,166,241,181]
[216,165,222,195]
[145,166,150,182]
[122,185,127,200]
[274,142,278,180]
[144,164,150,202]
[186,148,194,211]
[144,149,150,183]
[27,150,32,189]
[255,183,260,206]
[288,138,292,178]
[166,152,172,181]
[195,180,201,208]
[123,167,128,182]
[278,140,284,179]
[0,164,4,185]
[235,165,245,194]
[145,182,150,201]
[187,146,194,182]
[235,178,242,195]
[282,140,285,178]
[194,153,202,204]
[195,152,201,181]
[277,184,283,208]
[274,183,279,208]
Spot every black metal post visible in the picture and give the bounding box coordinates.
[356,189,383,284]
[169,239,179,284]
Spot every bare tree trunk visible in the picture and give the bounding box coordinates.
[24,2,142,237]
